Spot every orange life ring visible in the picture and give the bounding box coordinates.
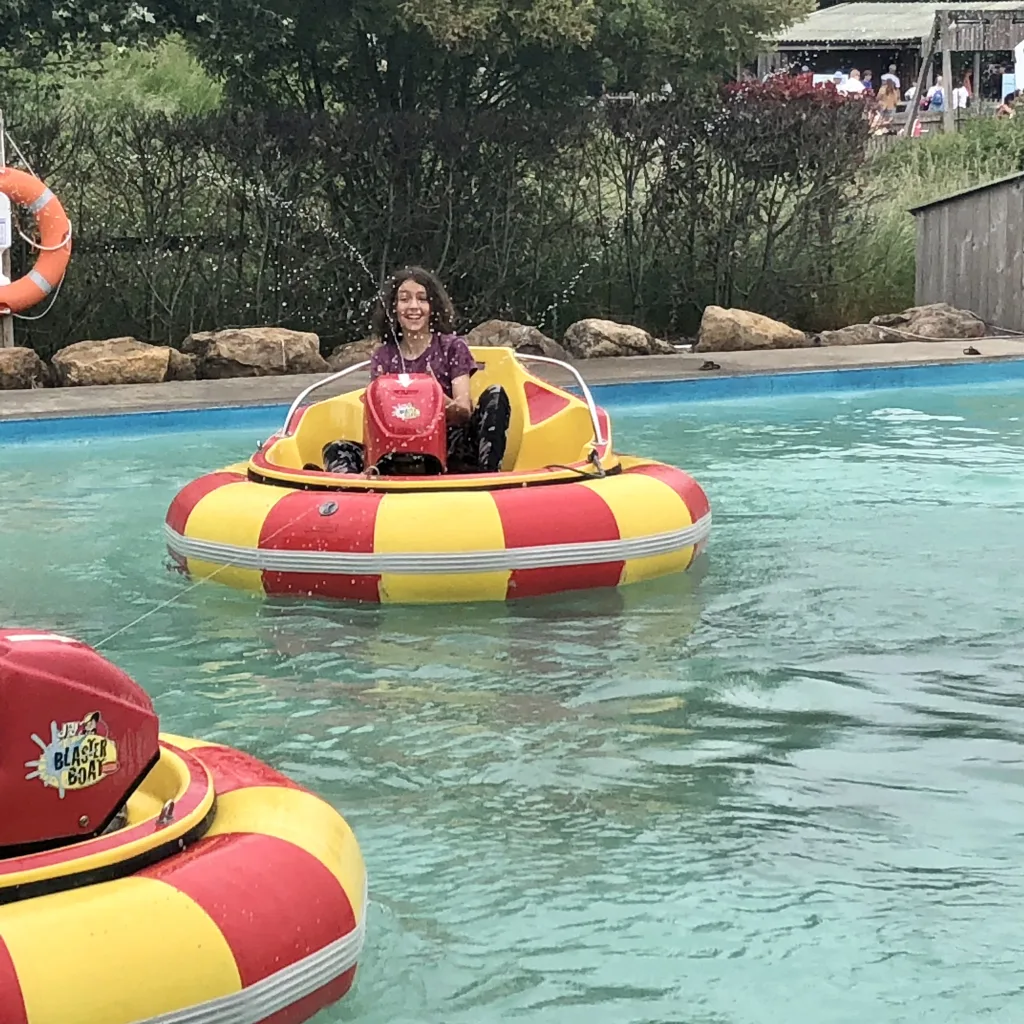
[0,166,72,314]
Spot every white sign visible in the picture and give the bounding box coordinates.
[0,193,10,251]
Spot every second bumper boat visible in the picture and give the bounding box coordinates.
[0,628,366,1024]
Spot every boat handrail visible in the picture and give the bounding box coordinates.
[277,351,606,450]
[280,361,372,436]
[513,353,607,449]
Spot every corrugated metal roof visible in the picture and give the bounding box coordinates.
[909,170,1024,214]
[776,2,1024,46]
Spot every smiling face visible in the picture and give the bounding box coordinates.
[395,278,431,337]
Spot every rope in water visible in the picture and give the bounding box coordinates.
[94,496,325,650]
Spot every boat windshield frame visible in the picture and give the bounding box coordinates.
[278,353,607,450]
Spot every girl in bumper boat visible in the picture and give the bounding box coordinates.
[322,266,511,475]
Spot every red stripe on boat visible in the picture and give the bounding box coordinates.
[507,561,626,599]
[189,743,306,797]
[524,380,571,424]
[264,571,381,603]
[492,483,624,598]
[258,968,357,1024]
[259,490,384,603]
[165,471,247,536]
[139,833,356,987]
[0,937,28,1024]
[284,405,309,434]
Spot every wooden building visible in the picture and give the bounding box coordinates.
[768,2,949,83]
[765,1,1024,125]
[911,171,1024,332]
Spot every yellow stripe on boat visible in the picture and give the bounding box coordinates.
[184,481,284,591]
[582,467,696,586]
[4,876,243,1024]
[160,733,223,751]
[375,490,509,604]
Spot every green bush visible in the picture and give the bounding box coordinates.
[61,37,223,116]
[875,117,1024,185]
[6,81,874,355]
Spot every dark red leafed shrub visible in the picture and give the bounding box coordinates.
[714,78,870,179]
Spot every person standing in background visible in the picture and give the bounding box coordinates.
[841,69,866,95]
[881,64,901,92]
[925,77,946,110]
[876,79,900,119]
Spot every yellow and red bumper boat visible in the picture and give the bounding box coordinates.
[164,348,712,604]
[0,629,366,1024]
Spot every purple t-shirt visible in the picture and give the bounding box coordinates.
[370,332,477,398]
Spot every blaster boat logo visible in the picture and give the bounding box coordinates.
[25,711,120,798]
[392,402,421,421]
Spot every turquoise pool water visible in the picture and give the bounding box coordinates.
[4,381,1024,1023]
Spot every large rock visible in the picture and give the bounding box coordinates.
[0,346,50,389]
[562,318,675,359]
[182,327,329,379]
[817,324,890,346]
[465,319,572,362]
[51,338,196,386]
[696,306,808,352]
[327,337,377,371]
[869,302,985,341]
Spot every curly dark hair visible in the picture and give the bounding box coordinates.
[371,266,457,344]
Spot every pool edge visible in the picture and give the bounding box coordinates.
[4,355,1024,442]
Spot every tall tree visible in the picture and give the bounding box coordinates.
[141,0,813,112]
[0,1,159,66]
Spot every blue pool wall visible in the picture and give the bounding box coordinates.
[4,357,1024,444]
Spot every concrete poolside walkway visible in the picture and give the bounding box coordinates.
[3,339,1024,421]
